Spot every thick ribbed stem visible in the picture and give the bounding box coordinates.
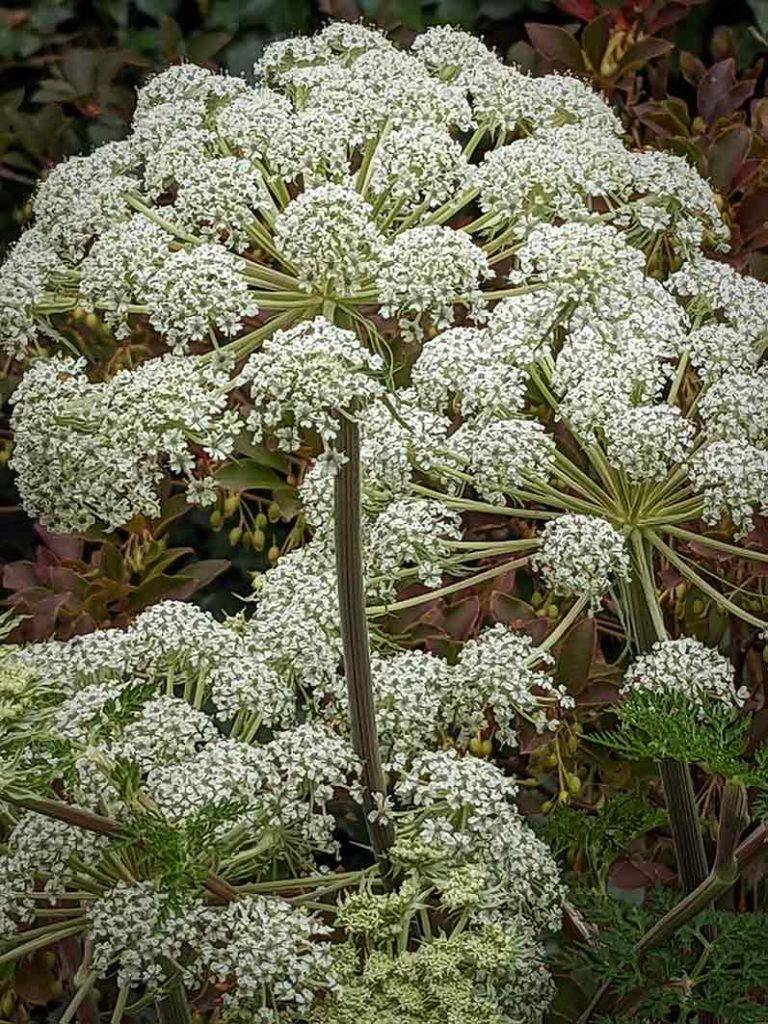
[577,782,752,1024]
[157,968,193,1024]
[660,759,710,893]
[334,412,395,875]
[628,539,710,895]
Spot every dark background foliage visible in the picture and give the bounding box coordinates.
[1,0,767,635]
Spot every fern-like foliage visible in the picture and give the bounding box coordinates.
[590,690,768,784]
[563,887,768,1023]
[538,791,667,888]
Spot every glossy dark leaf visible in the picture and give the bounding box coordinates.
[580,14,609,72]
[697,58,755,124]
[525,22,585,72]
[615,36,673,77]
[708,124,752,191]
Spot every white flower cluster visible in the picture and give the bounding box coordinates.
[411,326,527,419]
[319,631,571,769]
[26,600,295,731]
[10,354,239,532]
[0,813,110,937]
[533,514,631,609]
[192,895,337,1014]
[366,497,463,596]
[396,749,565,932]
[602,404,695,483]
[690,440,768,538]
[455,625,572,744]
[378,225,491,336]
[244,317,384,456]
[274,184,383,295]
[622,637,747,712]
[450,418,556,504]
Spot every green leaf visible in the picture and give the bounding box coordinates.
[580,15,610,73]
[215,460,287,492]
[233,432,289,470]
[98,541,125,583]
[748,0,768,36]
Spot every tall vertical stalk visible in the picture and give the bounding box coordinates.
[156,968,193,1024]
[334,410,396,878]
[629,531,709,894]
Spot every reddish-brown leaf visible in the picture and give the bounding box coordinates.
[525,22,585,72]
[697,59,755,124]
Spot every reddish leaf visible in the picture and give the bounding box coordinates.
[708,124,752,192]
[440,596,482,642]
[609,857,676,890]
[634,98,691,138]
[697,59,755,124]
[489,592,549,642]
[555,617,596,696]
[732,158,761,191]
[28,593,71,640]
[751,97,768,141]
[2,560,39,590]
[14,952,60,1005]
[735,190,768,243]
[36,526,83,561]
[575,681,621,707]
[659,565,683,589]
[652,2,707,33]
[49,566,90,597]
[554,0,596,20]
[518,722,552,754]
[525,23,585,72]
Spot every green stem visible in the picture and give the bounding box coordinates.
[531,594,591,657]
[60,970,98,1024]
[662,525,768,565]
[367,555,529,618]
[110,986,130,1024]
[644,530,768,629]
